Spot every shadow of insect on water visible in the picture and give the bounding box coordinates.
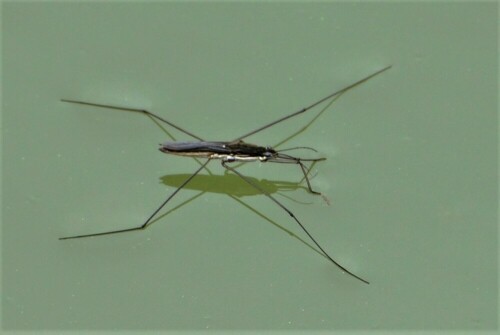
[155,171,327,261]
[59,66,392,284]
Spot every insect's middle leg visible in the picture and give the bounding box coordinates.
[220,160,368,284]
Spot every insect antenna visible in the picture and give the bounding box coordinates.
[276,146,318,153]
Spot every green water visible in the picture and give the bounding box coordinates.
[2,2,497,332]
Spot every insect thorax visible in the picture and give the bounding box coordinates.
[210,153,272,163]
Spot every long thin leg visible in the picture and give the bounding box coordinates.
[60,99,205,141]
[227,194,325,259]
[221,161,369,284]
[232,65,392,142]
[59,160,211,240]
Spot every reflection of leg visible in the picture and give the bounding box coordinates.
[59,160,211,240]
[221,161,368,284]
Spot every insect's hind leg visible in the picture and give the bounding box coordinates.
[59,160,211,240]
[60,99,204,141]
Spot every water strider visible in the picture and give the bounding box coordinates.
[60,65,392,284]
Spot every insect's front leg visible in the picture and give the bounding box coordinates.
[297,160,323,195]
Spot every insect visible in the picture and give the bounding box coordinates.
[60,65,391,284]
